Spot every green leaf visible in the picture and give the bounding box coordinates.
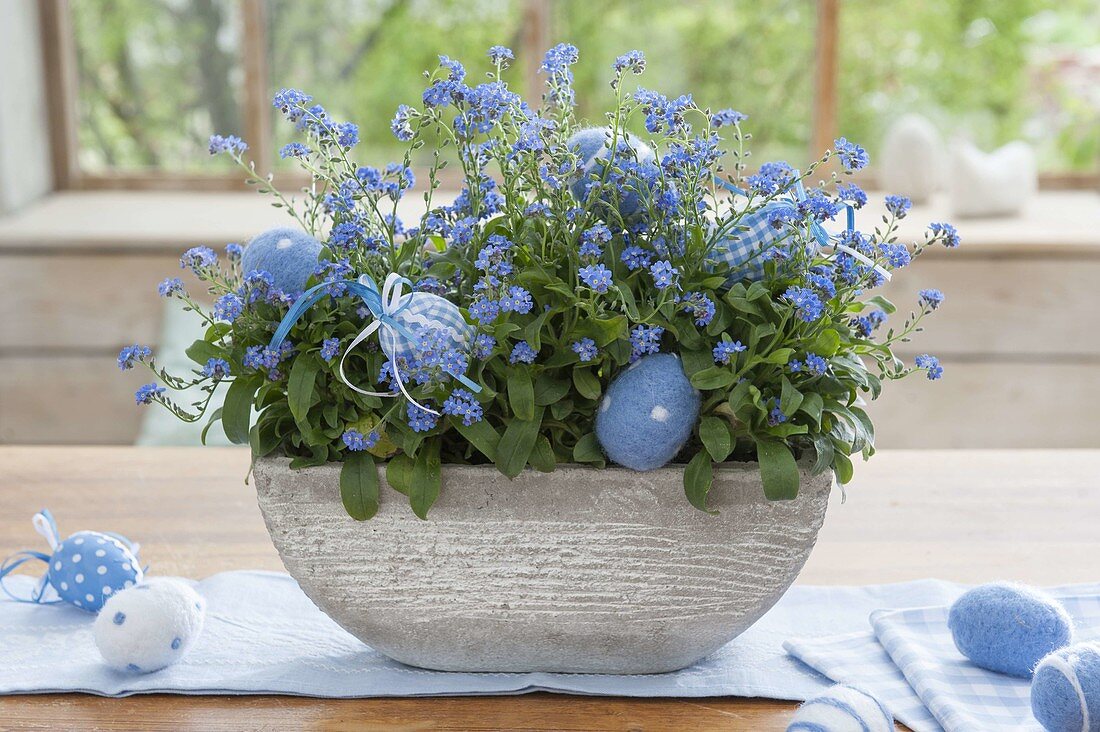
[200,408,223,446]
[699,416,732,462]
[811,433,835,475]
[340,453,379,520]
[756,438,800,500]
[451,417,501,462]
[494,408,544,479]
[576,314,629,347]
[763,347,796,365]
[288,354,322,442]
[690,366,736,391]
[385,453,415,496]
[779,376,804,416]
[866,295,897,315]
[533,374,571,406]
[222,375,261,445]
[248,417,281,458]
[529,434,556,473]
[616,285,640,319]
[523,308,551,349]
[409,440,441,519]
[810,329,841,357]
[684,450,717,513]
[680,348,713,378]
[572,432,605,467]
[799,392,825,429]
[833,450,854,484]
[572,368,602,400]
[507,369,535,420]
[185,339,226,367]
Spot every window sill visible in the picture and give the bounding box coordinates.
[0,189,1097,256]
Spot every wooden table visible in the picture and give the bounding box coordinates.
[1,447,1098,731]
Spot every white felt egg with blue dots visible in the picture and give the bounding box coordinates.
[595,353,700,471]
[48,530,143,613]
[787,684,893,731]
[93,578,206,674]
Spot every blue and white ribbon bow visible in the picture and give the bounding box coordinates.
[713,174,892,281]
[270,272,480,416]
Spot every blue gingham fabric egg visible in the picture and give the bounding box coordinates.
[378,291,475,364]
[714,201,820,283]
[0,509,143,613]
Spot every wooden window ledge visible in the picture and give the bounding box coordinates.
[0,190,1097,256]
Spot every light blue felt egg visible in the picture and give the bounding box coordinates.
[48,531,143,613]
[787,684,893,732]
[948,582,1074,678]
[240,227,323,296]
[1031,642,1100,732]
[714,202,820,284]
[567,127,657,221]
[595,354,700,471]
[94,578,206,674]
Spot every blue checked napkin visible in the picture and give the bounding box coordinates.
[786,585,1100,732]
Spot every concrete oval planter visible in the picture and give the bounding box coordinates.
[254,457,832,674]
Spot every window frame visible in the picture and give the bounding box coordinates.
[39,0,1098,191]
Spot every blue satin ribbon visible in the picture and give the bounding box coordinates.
[269,273,481,412]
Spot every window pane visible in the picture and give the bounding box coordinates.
[266,0,527,168]
[72,0,244,173]
[838,0,1100,174]
[551,0,816,166]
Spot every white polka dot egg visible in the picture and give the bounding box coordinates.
[94,578,206,674]
[48,531,142,612]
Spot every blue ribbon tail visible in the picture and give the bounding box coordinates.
[0,550,54,604]
[712,175,748,197]
[270,282,334,351]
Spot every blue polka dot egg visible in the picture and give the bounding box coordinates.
[49,531,143,613]
[595,354,701,471]
[240,227,323,296]
[0,510,144,613]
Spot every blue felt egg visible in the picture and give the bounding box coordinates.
[377,289,475,365]
[48,531,143,613]
[714,202,820,284]
[948,582,1074,678]
[788,684,893,732]
[1032,642,1100,732]
[595,354,700,471]
[240,227,323,296]
[567,127,657,221]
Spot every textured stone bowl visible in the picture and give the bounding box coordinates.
[254,457,833,674]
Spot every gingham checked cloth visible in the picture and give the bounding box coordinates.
[785,585,1100,732]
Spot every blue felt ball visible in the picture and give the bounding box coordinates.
[566,127,657,221]
[47,531,143,613]
[788,684,893,732]
[1032,642,1100,732]
[948,582,1074,678]
[595,354,700,471]
[240,227,323,296]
